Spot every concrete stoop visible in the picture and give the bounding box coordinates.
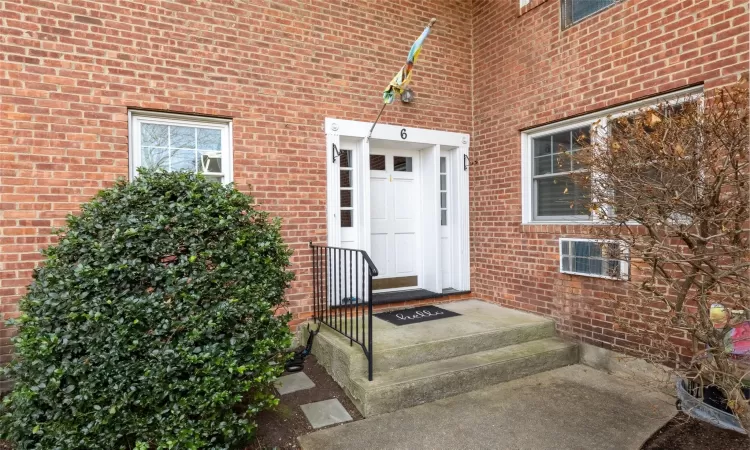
[302,300,578,417]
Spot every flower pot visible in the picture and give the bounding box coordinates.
[675,378,748,434]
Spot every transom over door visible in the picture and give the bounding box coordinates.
[369,150,421,291]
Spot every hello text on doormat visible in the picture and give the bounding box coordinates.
[374,305,461,326]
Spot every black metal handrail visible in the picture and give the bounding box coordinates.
[310,242,378,381]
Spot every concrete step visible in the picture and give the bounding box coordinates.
[343,338,578,416]
[304,300,558,375]
[301,300,579,417]
[372,320,556,373]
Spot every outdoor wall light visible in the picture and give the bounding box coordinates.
[400,87,415,104]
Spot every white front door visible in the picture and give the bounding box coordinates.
[439,153,452,289]
[369,149,421,291]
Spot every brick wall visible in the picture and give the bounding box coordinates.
[471,0,748,357]
[0,0,473,363]
[2,0,748,367]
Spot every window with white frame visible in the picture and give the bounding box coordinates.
[531,125,591,221]
[560,238,629,280]
[129,111,232,183]
[522,86,703,224]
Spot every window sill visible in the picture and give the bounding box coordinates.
[522,219,643,226]
[523,221,593,226]
[560,270,627,281]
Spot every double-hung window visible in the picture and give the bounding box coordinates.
[129,111,233,183]
[522,86,703,225]
[531,125,592,221]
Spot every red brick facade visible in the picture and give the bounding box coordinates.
[0,0,748,364]
[472,0,748,357]
[0,0,472,363]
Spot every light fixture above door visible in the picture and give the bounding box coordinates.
[400,87,415,104]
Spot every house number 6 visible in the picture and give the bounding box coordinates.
[400,128,407,140]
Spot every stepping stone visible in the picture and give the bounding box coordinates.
[300,399,353,429]
[274,372,316,395]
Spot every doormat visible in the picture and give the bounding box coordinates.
[374,305,460,326]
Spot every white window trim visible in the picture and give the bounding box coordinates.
[525,122,595,223]
[521,85,704,225]
[559,237,630,281]
[128,110,233,183]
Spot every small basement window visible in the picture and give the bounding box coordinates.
[561,0,618,29]
[129,111,233,183]
[560,238,629,280]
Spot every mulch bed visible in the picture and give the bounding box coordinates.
[244,355,363,450]
[641,413,749,450]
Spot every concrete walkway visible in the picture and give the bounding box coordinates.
[298,365,675,450]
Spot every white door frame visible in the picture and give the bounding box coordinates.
[325,118,471,292]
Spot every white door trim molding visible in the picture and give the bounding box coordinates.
[420,144,440,293]
[325,118,471,292]
[325,118,469,147]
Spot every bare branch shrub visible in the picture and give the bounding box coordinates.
[572,79,750,430]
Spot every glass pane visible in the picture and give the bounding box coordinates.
[572,0,616,22]
[441,210,447,226]
[440,174,447,191]
[572,241,601,258]
[533,136,551,157]
[553,151,573,173]
[171,149,196,171]
[199,150,221,173]
[440,157,446,173]
[340,170,351,188]
[562,256,570,271]
[440,192,447,208]
[370,154,385,170]
[561,240,569,255]
[393,156,412,172]
[341,210,352,228]
[607,260,620,277]
[590,242,603,258]
[551,130,571,154]
[536,175,589,217]
[589,258,603,275]
[571,126,590,150]
[340,149,352,168]
[141,123,168,147]
[141,147,169,169]
[204,174,223,183]
[534,155,552,176]
[340,189,352,208]
[571,241,587,257]
[197,128,221,150]
[170,126,196,149]
[573,256,591,274]
[571,149,584,171]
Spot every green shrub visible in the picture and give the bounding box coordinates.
[1,170,294,449]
